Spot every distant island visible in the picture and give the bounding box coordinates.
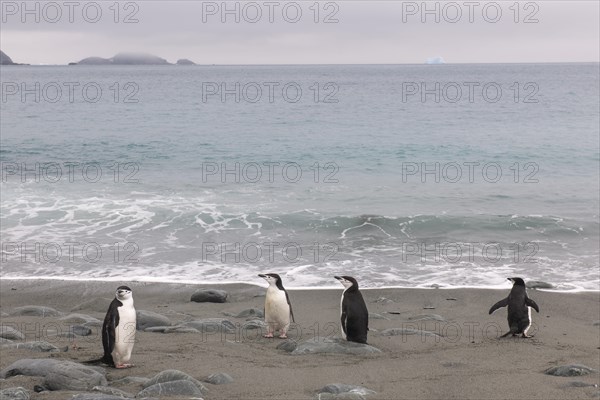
[70,52,196,66]
[1,50,28,65]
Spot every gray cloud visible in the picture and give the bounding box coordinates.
[1,1,598,64]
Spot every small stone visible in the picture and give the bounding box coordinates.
[0,387,30,400]
[1,341,61,352]
[111,376,150,386]
[71,395,126,400]
[0,326,25,340]
[136,310,171,331]
[204,372,234,385]
[545,364,596,377]
[423,306,436,310]
[292,338,381,355]
[71,325,93,336]
[190,289,228,303]
[0,359,107,390]
[446,298,457,301]
[241,320,267,330]
[560,381,598,388]
[144,369,207,393]
[276,340,298,352]
[233,308,264,318]
[92,385,134,398]
[318,383,376,396]
[137,380,204,397]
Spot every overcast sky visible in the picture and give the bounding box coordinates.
[1,1,599,65]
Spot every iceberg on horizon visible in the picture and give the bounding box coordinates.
[426,56,446,65]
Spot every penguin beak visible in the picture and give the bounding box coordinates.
[334,276,341,280]
[258,274,266,278]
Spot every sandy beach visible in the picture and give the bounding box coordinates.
[0,279,598,399]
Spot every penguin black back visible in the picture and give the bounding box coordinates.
[335,276,369,344]
[489,277,539,338]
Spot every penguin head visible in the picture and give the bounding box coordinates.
[115,286,133,300]
[507,277,525,286]
[334,276,358,289]
[258,273,283,288]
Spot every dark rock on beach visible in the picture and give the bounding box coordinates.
[1,341,60,352]
[143,369,207,393]
[71,394,126,400]
[291,338,381,355]
[137,380,204,398]
[224,308,264,318]
[277,339,298,353]
[317,383,376,399]
[545,364,596,377]
[136,310,171,331]
[111,376,150,386]
[204,372,234,385]
[190,289,228,303]
[0,387,30,400]
[10,306,61,317]
[91,385,135,398]
[0,326,25,340]
[0,359,107,390]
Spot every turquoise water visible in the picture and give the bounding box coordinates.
[1,63,598,289]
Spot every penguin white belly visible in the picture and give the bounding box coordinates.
[113,303,136,365]
[340,292,347,340]
[265,287,290,329]
[523,306,532,335]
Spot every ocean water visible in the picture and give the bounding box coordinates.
[1,63,598,290]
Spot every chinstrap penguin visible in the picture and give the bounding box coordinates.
[258,273,295,338]
[489,277,540,338]
[334,276,369,344]
[99,286,137,368]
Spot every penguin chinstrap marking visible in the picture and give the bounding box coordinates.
[334,276,369,344]
[258,273,295,339]
[101,286,136,368]
[489,277,540,338]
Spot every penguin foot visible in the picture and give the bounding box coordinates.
[263,333,274,338]
[279,334,288,339]
[115,363,134,369]
[521,334,534,338]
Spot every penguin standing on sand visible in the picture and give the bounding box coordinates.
[258,273,295,338]
[100,286,137,368]
[489,277,540,338]
[334,276,369,344]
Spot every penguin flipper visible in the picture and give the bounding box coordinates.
[525,297,540,313]
[284,291,295,323]
[488,298,509,314]
[102,300,121,366]
[340,305,348,337]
